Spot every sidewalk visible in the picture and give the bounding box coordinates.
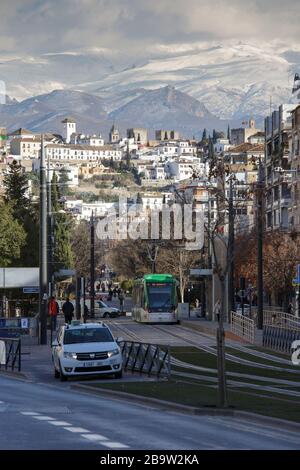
[180,317,262,345]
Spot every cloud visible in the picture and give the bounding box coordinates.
[0,0,298,57]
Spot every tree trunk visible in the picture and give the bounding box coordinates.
[216,278,228,408]
[179,251,184,303]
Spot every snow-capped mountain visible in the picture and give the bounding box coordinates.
[0,87,232,139]
[109,85,227,137]
[82,41,300,120]
[0,40,299,135]
[0,90,108,133]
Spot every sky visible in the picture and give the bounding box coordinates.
[0,0,299,58]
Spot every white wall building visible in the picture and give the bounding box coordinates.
[64,199,117,221]
[71,134,105,147]
[165,157,205,181]
[45,144,122,162]
[213,138,231,154]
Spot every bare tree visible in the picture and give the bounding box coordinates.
[205,156,251,407]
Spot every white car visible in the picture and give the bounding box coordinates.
[52,321,123,381]
[94,300,120,318]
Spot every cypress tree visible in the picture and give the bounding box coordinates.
[3,160,29,219]
[227,124,231,142]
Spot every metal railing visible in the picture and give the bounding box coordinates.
[119,341,171,378]
[263,325,300,353]
[231,311,255,344]
[0,337,21,371]
[263,311,300,331]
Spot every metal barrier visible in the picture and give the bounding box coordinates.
[231,311,255,344]
[119,341,171,378]
[262,325,300,353]
[263,311,300,331]
[0,337,21,371]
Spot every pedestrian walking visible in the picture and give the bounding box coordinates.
[62,298,74,324]
[118,290,125,314]
[213,299,221,322]
[83,304,89,323]
[48,296,59,332]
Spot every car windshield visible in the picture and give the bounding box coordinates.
[64,328,114,344]
[147,283,173,309]
[98,301,107,308]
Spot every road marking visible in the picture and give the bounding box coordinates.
[48,421,72,426]
[33,416,55,421]
[101,441,129,449]
[81,434,108,442]
[63,427,90,433]
[19,412,129,449]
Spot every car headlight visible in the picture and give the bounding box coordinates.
[107,348,120,357]
[63,352,77,359]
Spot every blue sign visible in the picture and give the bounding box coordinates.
[292,265,300,285]
[23,287,39,294]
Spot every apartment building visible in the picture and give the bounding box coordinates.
[289,104,300,230]
[265,104,296,231]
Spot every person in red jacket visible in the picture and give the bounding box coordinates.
[48,296,59,332]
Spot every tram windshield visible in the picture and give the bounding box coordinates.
[147,283,173,310]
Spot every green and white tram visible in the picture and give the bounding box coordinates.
[132,274,178,323]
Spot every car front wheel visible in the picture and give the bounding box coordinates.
[114,370,123,379]
[59,362,67,382]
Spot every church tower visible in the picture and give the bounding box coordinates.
[109,124,120,143]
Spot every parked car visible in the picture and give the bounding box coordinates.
[235,303,250,316]
[52,321,123,381]
[94,300,120,318]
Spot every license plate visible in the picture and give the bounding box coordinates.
[83,361,95,367]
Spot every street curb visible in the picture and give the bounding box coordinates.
[0,369,28,380]
[71,383,235,416]
[71,383,300,432]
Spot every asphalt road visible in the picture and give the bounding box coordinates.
[0,374,300,450]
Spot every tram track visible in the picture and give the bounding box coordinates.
[148,324,300,374]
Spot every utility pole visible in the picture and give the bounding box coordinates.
[39,135,48,345]
[228,177,235,319]
[151,244,156,274]
[90,211,95,318]
[257,158,264,329]
[47,155,53,298]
